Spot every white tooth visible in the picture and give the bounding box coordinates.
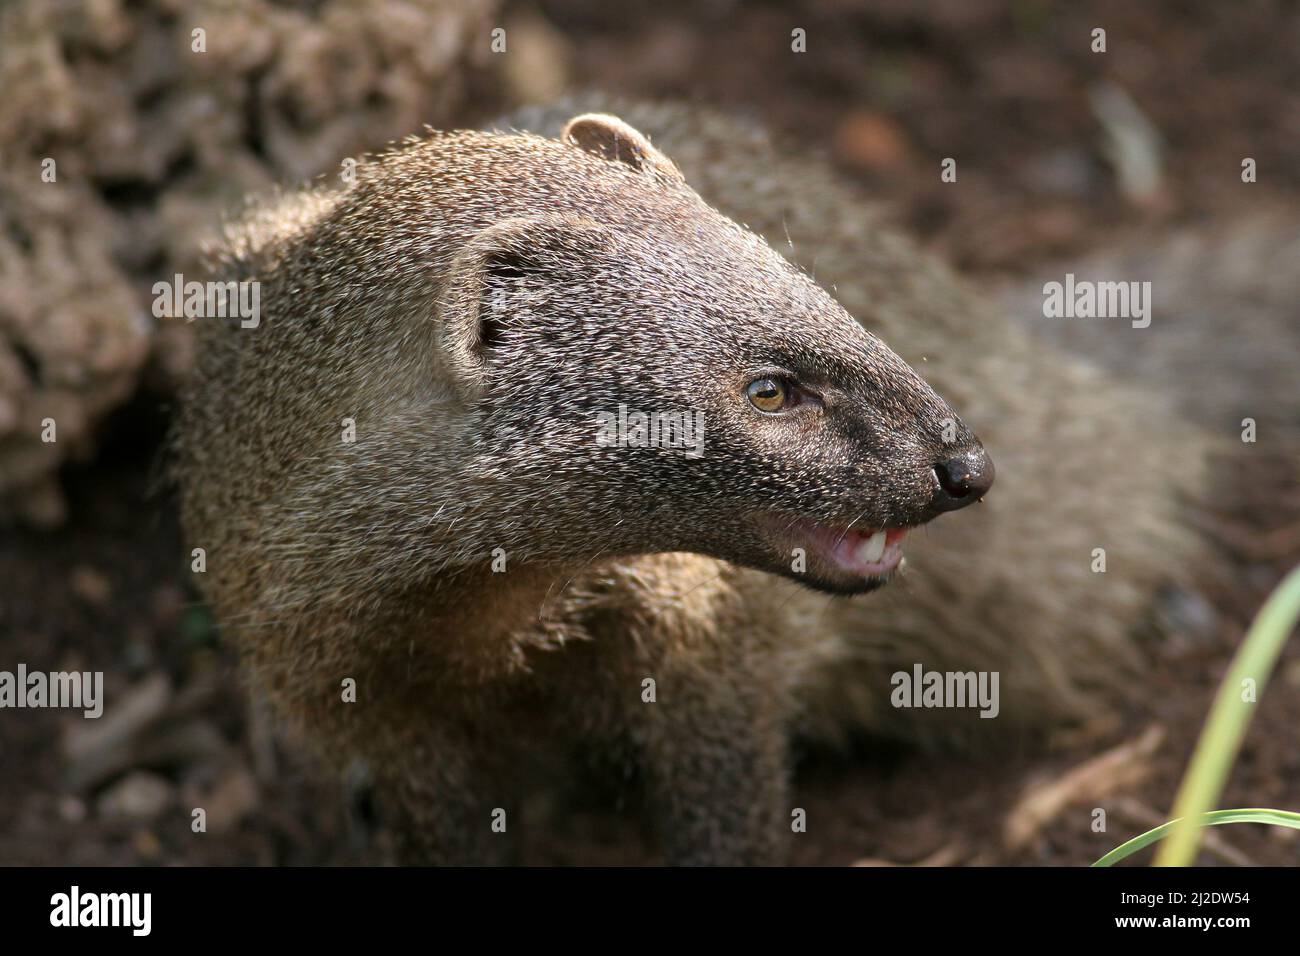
[859,530,887,564]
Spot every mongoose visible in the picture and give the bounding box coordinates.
[178,110,996,865]
[181,98,1278,864]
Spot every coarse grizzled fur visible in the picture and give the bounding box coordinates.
[180,104,994,864]
[179,96,1279,864]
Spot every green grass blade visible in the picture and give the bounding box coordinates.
[1153,564,1300,866]
[1094,808,1300,867]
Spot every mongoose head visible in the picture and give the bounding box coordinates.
[306,114,992,595]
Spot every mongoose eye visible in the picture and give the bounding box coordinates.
[746,377,791,413]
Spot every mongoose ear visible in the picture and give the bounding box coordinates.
[561,113,684,182]
[436,216,608,397]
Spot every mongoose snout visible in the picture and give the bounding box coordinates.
[751,437,992,594]
[733,347,991,595]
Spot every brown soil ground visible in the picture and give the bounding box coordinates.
[2,0,1298,866]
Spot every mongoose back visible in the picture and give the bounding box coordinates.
[179,111,995,864]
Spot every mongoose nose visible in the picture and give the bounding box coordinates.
[932,448,995,512]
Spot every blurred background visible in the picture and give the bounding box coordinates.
[1,0,1297,865]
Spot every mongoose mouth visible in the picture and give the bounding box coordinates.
[810,522,909,578]
[766,515,910,582]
